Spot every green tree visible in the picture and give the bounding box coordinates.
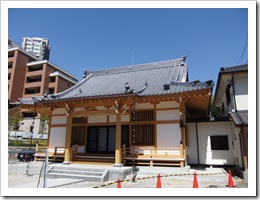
[210,96,221,118]
[8,106,23,141]
[38,114,49,139]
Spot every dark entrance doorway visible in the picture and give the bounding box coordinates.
[87,125,129,153]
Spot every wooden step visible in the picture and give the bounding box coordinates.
[73,155,115,163]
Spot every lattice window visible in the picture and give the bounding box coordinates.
[72,117,86,124]
[87,127,97,152]
[133,124,155,146]
[132,110,155,146]
[71,126,86,145]
[98,127,107,151]
[132,110,154,121]
[108,127,116,152]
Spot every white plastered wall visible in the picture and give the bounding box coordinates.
[156,107,181,149]
[52,108,66,115]
[49,110,67,147]
[49,127,66,147]
[157,124,181,148]
[88,115,107,123]
[109,115,129,122]
[51,116,67,125]
[187,121,234,165]
[234,73,248,111]
[157,110,180,121]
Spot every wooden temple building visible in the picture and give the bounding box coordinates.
[18,57,214,167]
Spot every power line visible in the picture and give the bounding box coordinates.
[237,33,248,66]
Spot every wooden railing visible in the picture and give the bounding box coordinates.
[121,144,186,167]
[35,143,65,162]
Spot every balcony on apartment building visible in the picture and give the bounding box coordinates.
[8,51,15,61]
[27,63,44,74]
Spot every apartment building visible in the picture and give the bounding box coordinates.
[22,37,50,60]
[8,38,78,139]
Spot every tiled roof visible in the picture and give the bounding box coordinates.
[229,110,248,126]
[16,57,213,105]
[44,57,212,101]
[220,64,248,73]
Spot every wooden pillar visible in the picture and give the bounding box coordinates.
[180,101,186,148]
[114,113,122,166]
[179,101,186,167]
[241,128,248,169]
[63,115,72,164]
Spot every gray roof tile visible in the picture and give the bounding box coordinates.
[229,110,248,126]
[220,64,248,73]
[17,57,213,104]
[49,57,212,101]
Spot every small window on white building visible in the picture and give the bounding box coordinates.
[210,135,229,150]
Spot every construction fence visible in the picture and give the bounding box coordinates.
[8,149,49,188]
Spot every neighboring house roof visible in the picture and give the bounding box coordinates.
[229,110,248,126]
[219,64,248,73]
[214,64,248,107]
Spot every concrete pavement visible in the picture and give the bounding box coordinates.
[45,165,247,188]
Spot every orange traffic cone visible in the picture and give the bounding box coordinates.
[226,170,237,187]
[193,172,199,188]
[117,178,122,188]
[156,173,162,188]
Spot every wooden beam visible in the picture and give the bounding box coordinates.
[71,108,130,117]
[72,109,116,117]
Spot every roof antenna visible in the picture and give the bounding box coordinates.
[132,49,135,65]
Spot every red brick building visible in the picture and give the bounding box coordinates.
[8,38,78,139]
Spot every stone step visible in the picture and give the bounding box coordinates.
[47,165,109,182]
[48,172,104,182]
[50,166,106,172]
[50,168,104,176]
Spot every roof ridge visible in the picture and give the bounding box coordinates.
[91,64,178,77]
[88,57,184,77]
[220,64,248,72]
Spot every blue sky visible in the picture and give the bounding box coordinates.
[8,8,248,93]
